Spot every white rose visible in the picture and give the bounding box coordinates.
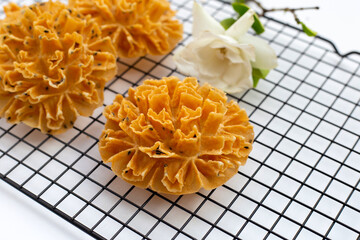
[173,1,278,93]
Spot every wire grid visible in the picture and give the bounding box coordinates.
[1,0,360,239]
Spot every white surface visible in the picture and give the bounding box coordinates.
[0,1,359,240]
[0,180,92,240]
[258,0,360,54]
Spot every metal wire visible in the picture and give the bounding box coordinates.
[1,0,360,239]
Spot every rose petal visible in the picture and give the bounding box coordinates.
[239,34,278,69]
[197,32,255,64]
[203,61,252,93]
[174,30,257,93]
[192,1,225,37]
[173,47,198,76]
[225,8,255,40]
[174,32,220,77]
[197,49,226,77]
[222,62,253,93]
[225,43,254,64]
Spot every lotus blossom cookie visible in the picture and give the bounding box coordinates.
[99,76,254,195]
[0,1,117,134]
[174,2,277,93]
[69,0,183,58]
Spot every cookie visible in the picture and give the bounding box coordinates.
[0,1,117,134]
[99,76,254,194]
[69,0,183,58]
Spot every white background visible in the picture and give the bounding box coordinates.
[1,0,359,240]
[250,0,360,55]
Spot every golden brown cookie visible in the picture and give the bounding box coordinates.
[99,76,254,195]
[69,0,183,58]
[0,1,117,134]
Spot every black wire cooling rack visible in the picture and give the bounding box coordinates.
[1,0,360,239]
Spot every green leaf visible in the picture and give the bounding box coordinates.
[252,75,261,88]
[234,0,246,3]
[252,13,265,34]
[252,68,270,87]
[220,18,236,30]
[300,22,317,36]
[232,3,265,34]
